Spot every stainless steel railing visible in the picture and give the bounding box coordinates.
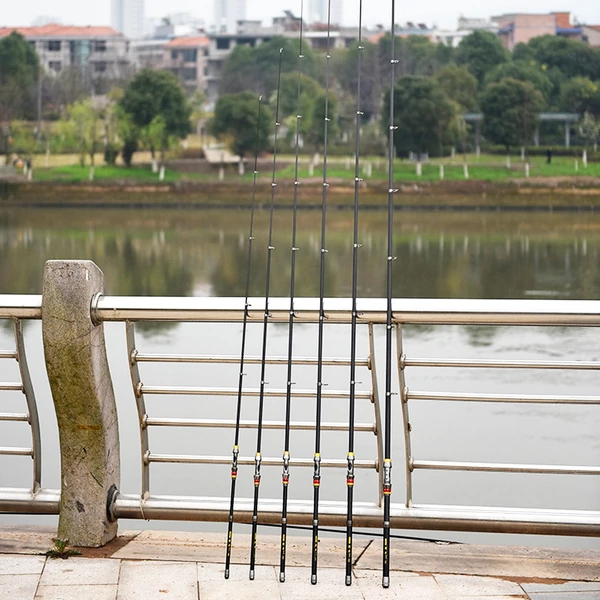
[1,293,600,537]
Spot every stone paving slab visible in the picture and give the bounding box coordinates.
[0,573,40,599]
[112,530,369,570]
[435,574,525,597]
[40,557,120,586]
[117,560,198,600]
[0,555,46,575]
[35,584,118,600]
[357,539,600,581]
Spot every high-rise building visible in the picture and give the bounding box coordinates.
[112,0,144,40]
[309,0,342,26]
[213,0,246,33]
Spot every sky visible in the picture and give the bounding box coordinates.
[1,0,599,31]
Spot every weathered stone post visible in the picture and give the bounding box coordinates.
[42,260,120,547]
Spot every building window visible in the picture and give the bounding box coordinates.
[94,62,108,73]
[47,40,61,51]
[216,38,230,50]
[183,67,197,81]
[171,50,178,59]
[93,40,107,52]
[182,49,197,63]
[48,61,62,72]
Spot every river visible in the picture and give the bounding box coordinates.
[1,204,599,549]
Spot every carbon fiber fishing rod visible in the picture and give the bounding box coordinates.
[248,49,284,582]
[345,0,365,587]
[279,0,305,585]
[224,95,263,580]
[310,0,333,586]
[382,0,398,589]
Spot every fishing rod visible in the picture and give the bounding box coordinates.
[248,49,285,582]
[224,95,263,580]
[310,0,333,586]
[382,0,398,589]
[345,0,364,587]
[279,0,305,584]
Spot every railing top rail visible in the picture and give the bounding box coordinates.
[93,296,600,326]
[0,295,42,320]
[2,294,600,326]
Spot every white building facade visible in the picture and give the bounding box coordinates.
[213,0,247,34]
[112,0,145,40]
[308,0,342,26]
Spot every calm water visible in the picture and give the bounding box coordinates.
[1,204,600,548]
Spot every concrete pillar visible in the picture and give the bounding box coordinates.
[534,125,540,147]
[42,260,120,547]
[565,122,571,148]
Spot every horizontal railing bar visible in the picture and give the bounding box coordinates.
[0,351,17,360]
[408,390,600,405]
[141,385,372,400]
[135,353,367,367]
[0,296,42,320]
[112,494,600,536]
[412,459,600,476]
[405,358,600,370]
[0,413,29,422]
[0,383,22,392]
[0,447,33,457]
[93,296,600,326]
[0,487,60,515]
[145,417,375,432]
[146,453,377,469]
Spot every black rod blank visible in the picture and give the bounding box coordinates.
[382,0,398,589]
[224,95,263,580]
[279,1,305,584]
[249,50,285,581]
[345,0,364,587]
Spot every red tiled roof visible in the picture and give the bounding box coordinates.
[0,24,122,39]
[164,36,209,48]
[552,12,572,29]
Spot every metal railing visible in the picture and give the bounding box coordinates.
[1,292,600,538]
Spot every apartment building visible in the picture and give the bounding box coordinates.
[163,36,210,94]
[0,24,130,79]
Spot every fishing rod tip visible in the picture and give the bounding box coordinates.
[382,576,390,588]
[224,569,229,579]
[311,574,317,585]
[345,575,352,586]
[249,569,255,580]
[279,572,285,583]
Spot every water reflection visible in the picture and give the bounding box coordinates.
[1,207,600,303]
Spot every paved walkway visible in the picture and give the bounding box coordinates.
[1,527,600,599]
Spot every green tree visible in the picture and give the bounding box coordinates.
[484,60,553,102]
[579,112,599,152]
[210,91,273,160]
[0,32,39,123]
[68,98,101,179]
[383,75,458,157]
[306,91,339,152]
[559,77,600,116]
[526,35,600,82]
[115,106,139,167]
[455,31,510,85]
[435,64,478,111]
[480,78,545,152]
[277,73,323,119]
[120,69,191,164]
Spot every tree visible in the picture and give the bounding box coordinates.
[480,78,545,152]
[120,69,191,164]
[211,92,273,159]
[0,32,39,123]
[68,98,101,179]
[526,35,600,82]
[579,112,599,152]
[382,75,458,157]
[455,31,510,85]
[559,77,600,116]
[484,61,553,102]
[306,91,339,152]
[434,64,478,111]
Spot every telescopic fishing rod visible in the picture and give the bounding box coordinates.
[224,96,264,580]
[310,0,333,586]
[248,49,285,582]
[279,0,305,584]
[345,0,364,587]
[382,0,398,589]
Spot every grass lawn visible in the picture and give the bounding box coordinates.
[28,154,600,185]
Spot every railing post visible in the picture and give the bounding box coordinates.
[42,260,120,547]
